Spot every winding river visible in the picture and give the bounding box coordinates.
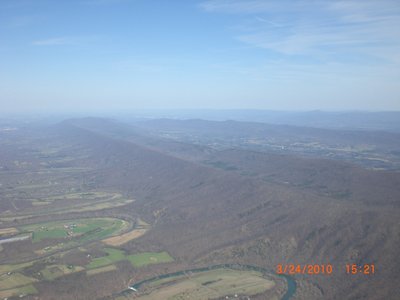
[127,264,296,299]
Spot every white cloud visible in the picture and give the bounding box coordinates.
[6,15,38,28]
[32,37,74,46]
[199,0,400,64]
[199,0,318,14]
[81,0,131,5]
[32,35,100,46]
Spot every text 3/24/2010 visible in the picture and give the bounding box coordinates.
[276,264,375,275]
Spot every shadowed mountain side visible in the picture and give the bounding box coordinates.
[59,118,400,206]
[61,117,213,161]
[51,119,400,299]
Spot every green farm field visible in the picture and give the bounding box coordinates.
[0,284,38,299]
[41,264,85,281]
[87,248,173,270]
[127,252,173,268]
[20,218,129,243]
[121,268,275,300]
[0,270,38,298]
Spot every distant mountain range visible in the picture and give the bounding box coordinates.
[115,110,400,132]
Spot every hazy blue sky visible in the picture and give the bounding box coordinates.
[1,0,399,112]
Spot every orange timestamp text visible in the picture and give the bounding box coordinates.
[276,264,375,275]
[276,264,333,275]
